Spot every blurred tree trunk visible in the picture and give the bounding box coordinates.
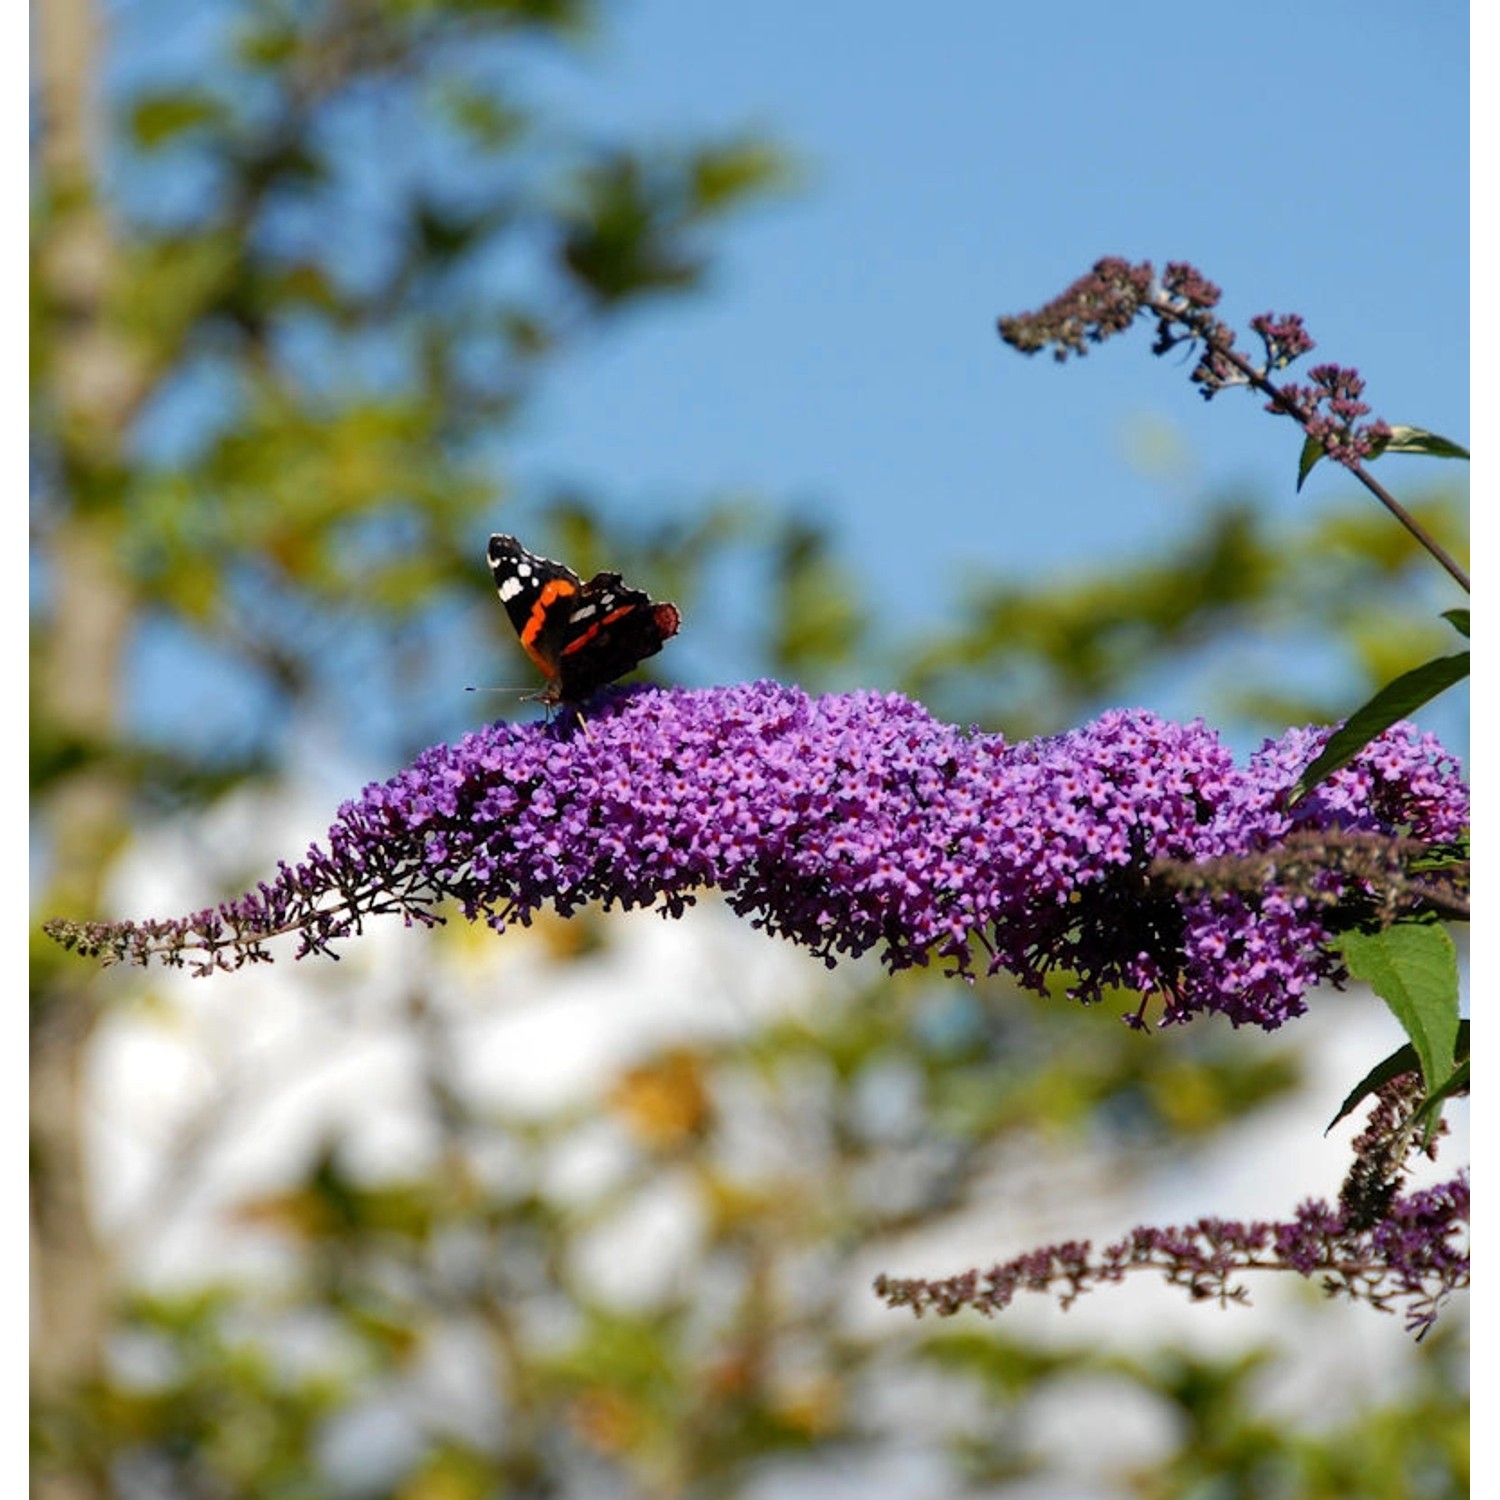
[34,2,146,1494]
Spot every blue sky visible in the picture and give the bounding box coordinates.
[506,1,1468,618]
[84,0,1470,761]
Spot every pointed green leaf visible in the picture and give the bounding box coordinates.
[1442,608,1469,639]
[1411,1056,1470,1144]
[1296,433,1324,492]
[1290,651,1469,802]
[1336,922,1460,1094]
[1326,1019,1467,1133]
[1327,1042,1421,1133]
[1379,425,1470,461]
[129,91,227,150]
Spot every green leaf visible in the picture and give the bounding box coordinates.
[236,21,298,70]
[1442,608,1469,639]
[1378,425,1470,461]
[1336,922,1460,1094]
[1411,1056,1470,1143]
[689,140,791,213]
[1326,1019,1468,1132]
[440,87,529,150]
[1296,434,1324,492]
[128,91,227,150]
[1327,1042,1421,1133]
[1289,651,1470,802]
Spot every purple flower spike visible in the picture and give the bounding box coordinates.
[875,1171,1469,1338]
[45,684,1467,1030]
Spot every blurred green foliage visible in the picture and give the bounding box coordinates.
[890,494,1468,738]
[32,965,1466,1497]
[32,1,1465,1496]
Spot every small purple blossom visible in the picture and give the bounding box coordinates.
[45,684,1467,1033]
[1275,362,1393,465]
[1249,310,1315,369]
[1159,261,1223,312]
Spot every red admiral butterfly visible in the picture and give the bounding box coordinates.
[488,534,681,706]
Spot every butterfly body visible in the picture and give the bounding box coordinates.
[487,534,681,706]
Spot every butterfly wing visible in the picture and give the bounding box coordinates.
[487,534,586,691]
[488,535,681,705]
[552,578,680,702]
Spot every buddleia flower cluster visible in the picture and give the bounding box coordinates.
[46,682,1466,1033]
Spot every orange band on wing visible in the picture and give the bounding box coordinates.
[519,579,577,673]
[559,601,636,658]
